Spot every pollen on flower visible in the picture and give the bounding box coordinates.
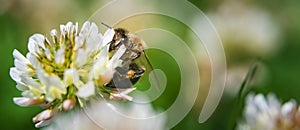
[9,21,137,128]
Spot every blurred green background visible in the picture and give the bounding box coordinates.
[1,0,300,129]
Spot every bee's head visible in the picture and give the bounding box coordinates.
[114,28,128,40]
[114,28,128,35]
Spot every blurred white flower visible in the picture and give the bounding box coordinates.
[208,1,281,58]
[10,21,136,127]
[237,93,300,130]
[191,1,281,97]
[43,96,166,130]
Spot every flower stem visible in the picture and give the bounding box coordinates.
[227,60,259,130]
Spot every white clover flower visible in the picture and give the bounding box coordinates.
[10,21,135,128]
[43,95,166,130]
[237,93,300,130]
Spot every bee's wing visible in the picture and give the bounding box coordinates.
[142,50,161,91]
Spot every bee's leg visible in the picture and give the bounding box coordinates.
[109,40,123,52]
[108,41,115,52]
[127,63,145,78]
[114,63,144,79]
[129,49,142,61]
[120,49,141,61]
[127,63,145,85]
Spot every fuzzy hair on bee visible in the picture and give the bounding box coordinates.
[101,23,159,90]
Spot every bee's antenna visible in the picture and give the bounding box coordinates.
[101,22,113,29]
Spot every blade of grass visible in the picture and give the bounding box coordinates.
[227,60,259,130]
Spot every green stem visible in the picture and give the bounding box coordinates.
[227,60,259,130]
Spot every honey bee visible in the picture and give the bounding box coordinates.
[101,23,159,89]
